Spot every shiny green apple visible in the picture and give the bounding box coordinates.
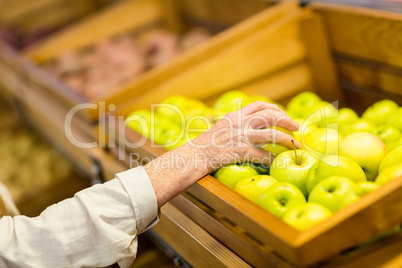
[354,181,380,197]
[306,155,366,193]
[303,128,342,159]
[214,90,251,113]
[308,176,358,212]
[270,149,317,197]
[339,119,376,137]
[283,203,332,231]
[375,164,402,186]
[362,99,399,125]
[234,175,277,204]
[379,145,402,173]
[340,132,387,181]
[258,182,306,218]
[388,107,402,132]
[286,91,322,119]
[215,164,259,189]
[373,124,402,151]
[337,107,359,126]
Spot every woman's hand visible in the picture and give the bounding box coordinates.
[144,101,300,207]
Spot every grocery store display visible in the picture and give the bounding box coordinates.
[125,90,402,231]
[42,29,211,99]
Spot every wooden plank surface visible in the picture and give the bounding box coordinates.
[114,9,307,115]
[187,176,299,263]
[203,62,313,106]
[170,193,293,268]
[102,0,299,115]
[312,2,402,69]
[299,10,342,102]
[336,58,402,97]
[24,0,164,63]
[152,202,251,268]
[177,0,275,26]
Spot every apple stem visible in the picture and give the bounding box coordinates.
[292,140,299,165]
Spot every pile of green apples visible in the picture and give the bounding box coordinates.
[125,90,402,231]
[125,91,283,150]
[214,91,402,231]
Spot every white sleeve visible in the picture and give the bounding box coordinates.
[0,166,159,268]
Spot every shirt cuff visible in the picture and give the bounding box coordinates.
[116,166,159,233]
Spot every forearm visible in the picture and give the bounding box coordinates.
[144,141,211,207]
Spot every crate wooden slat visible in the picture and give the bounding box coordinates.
[15,0,285,127]
[151,202,251,268]
[0,0,108,34]
[311,3,402,69]
[336,57,402,98]
[311,3,402,112]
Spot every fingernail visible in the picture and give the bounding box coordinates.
[293,121,300,130]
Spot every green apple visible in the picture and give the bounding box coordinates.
[303,128,342,159]
[308,176,358,212]
[292,119,318,144]
[306,155,366,193]
[388,107,402,132]
[337,107,359,126]
[388,137,402,151]
[305,101,338,129]
[214,164,259,189]
[234,175,277,204]
[362,99,399,125]
[286,91,322,118]
[354,181,379,197]
[283,203,332,231]
[375,164,402,186]
[270,149,317,197]
[214,90,251,113]
[340,132,387,181]
[373,124,402,151]
[156,95,189,124]
[125,109,152,138]
[151,114,182,145]
[339,119,376,137]
[241,162,269,175]
[258,182,306,218]
[379,145,402,173]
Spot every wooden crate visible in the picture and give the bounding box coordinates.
[0,0,111,36]
[13,0,282,126]
[103,3,402,267]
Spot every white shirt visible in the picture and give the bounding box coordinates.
[0,167,159,268]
